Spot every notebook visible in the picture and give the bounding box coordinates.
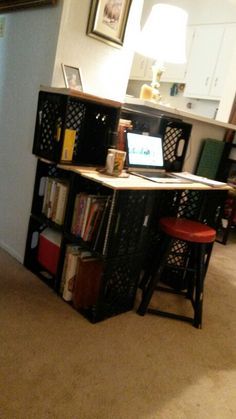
[125,131,185,183]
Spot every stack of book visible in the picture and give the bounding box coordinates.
[60,244,103,309]
[42,177,69,225]
[71,193,109,242]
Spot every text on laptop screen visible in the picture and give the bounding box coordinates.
[127,132,164,168]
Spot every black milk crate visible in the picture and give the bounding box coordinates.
[79,253,144,323]
[121,105,192,171]
[33,89,121,165]
[103,190,155,258]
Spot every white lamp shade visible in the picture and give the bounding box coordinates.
[136,3,188,64]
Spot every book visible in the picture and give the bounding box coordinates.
[42,177,53,215]
[83,197,107,242]
[38,228,62,275]
[80,195,94,238]
[61,245,92,301]
[60,244,81,294]
[61,128,76,161]
[71,193,87,236]
[47,178,57,219]
[172,172,227,187]
[62,252,79,302]
[52,182,69,225]
[92,196,111,252]
[72,256,104,309]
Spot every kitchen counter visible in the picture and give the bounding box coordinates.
[124,97,236,131]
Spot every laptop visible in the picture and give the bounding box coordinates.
[125,131,184,183]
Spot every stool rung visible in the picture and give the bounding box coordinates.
[147,308,193,324]
[157,285,187,297]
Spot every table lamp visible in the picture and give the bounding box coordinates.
[136,3,188,101]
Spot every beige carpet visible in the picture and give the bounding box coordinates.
[0,235,236,419]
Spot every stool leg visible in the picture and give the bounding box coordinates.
[137,237,173,316]
[193,244,206,329]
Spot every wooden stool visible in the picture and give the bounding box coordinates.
[137,217,216,328]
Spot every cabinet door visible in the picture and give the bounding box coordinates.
[184,25,224,99]
[209,24,236,98]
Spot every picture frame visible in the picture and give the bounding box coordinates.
[0,0,57,12]
[87,0,132,48]
[61,64,83,92]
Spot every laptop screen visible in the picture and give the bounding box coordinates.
[126,132,165,169]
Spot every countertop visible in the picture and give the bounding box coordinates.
[124,97,236,131]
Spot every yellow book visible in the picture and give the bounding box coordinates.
[61,128,76,161]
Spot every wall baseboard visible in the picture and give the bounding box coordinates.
[0,241,23,264]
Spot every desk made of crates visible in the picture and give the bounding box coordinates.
[24,162,229,323]
[63,167,229,321]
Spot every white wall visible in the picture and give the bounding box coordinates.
[52,0,144,101]
[0,0,144,262]
[0,3,63,261]
[141,0,236,26]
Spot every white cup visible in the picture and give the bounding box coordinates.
[106,149,126,176]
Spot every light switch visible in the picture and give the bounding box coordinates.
[0,17,6,38]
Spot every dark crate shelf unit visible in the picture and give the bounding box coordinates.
[24,158,155,322]
[33,88,121,166]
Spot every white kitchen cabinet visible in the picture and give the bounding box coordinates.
[184,24,236,100]
[210,24,236,98]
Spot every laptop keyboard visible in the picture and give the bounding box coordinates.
[137,171,172,178]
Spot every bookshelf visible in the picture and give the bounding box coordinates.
[24,159,155,322]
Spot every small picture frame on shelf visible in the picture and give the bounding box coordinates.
[61,64,83,92]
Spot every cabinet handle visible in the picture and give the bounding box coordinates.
[214,78,218,87]
[205,77,209,86]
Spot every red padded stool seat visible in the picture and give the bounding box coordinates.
[137,217,216,328]
[160,217,216,243]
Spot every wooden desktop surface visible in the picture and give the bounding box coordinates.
[58,165,231,191]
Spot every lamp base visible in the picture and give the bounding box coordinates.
[139,83,161,102]
[139,62,164,102]
[139,84,153,100]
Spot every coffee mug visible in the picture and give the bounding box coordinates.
[105,149,126,176]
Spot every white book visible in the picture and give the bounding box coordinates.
[172,172,227,188]
[47,179,57,219]
[62,248,92,301]
[62,253,79,302]
[53,182,68,225]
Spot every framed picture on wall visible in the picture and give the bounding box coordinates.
[0,0,57,12]
[87,0,132,48]
[61,64,83,92]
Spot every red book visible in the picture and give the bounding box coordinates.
[37,228,62,275]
